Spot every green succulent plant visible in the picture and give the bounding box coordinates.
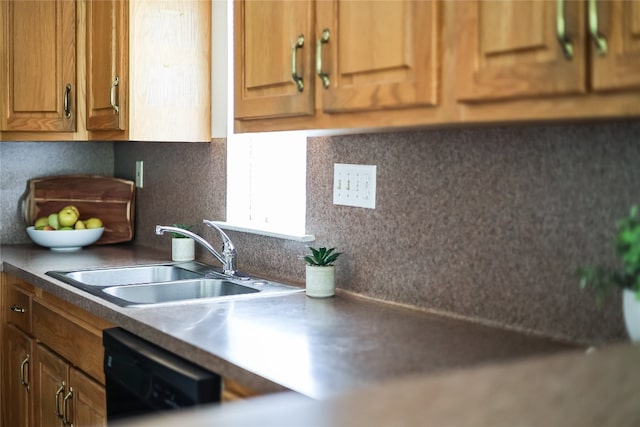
[170,223,193,239]
[578,205,640,305]
[304,246,342,267]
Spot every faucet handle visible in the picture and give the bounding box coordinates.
[203,220,237,275]
[202,220,236,252]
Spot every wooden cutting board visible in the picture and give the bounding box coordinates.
[24,175,135,245]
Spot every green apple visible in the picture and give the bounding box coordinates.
[60,226,73,230]
[58,207,79,227]
[47,213,60,230]
[84,217,103,229]
[74,220,86,230]
[34,216,49,229]
[62,205,80,218]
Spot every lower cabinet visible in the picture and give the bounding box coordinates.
[1,273,111,427]
[34,344,106,427]
[2,273,261,426]
[4,324,33,427]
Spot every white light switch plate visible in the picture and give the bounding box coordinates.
[333,163,376,209]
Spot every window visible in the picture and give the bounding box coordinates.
[224,132,313,241]
[214,0,313,242]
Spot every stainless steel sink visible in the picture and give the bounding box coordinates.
[103,279,259,304]
[56,265,204,287]
[46,261,303,307]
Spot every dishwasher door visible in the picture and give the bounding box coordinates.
[103,327,221,422]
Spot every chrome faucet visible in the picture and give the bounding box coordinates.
[155,220,237,276]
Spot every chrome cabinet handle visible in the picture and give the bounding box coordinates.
[316,28,330,89]
[19,354,30,391]
[55,382,66,419]
[291,35,305,92]
[110,76,120,113]
[556,0,574,59]
[64,84,72,119]
[10,304,25,313]
[63,387,74,426]
[588,0,607,56]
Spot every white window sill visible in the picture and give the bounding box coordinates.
[212,221,315,243]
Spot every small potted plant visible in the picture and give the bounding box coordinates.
[578,205,640,341]
[171,224,195,261]
[304,246,342,298]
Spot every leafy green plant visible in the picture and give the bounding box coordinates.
[170,223,193,239]
[578,205,640,304]
[304,246,342,267]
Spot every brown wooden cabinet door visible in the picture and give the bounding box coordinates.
[70,368,107,427]
[3,325,33,427]
[234,0,315,119]
[3,0,76,131]
[86,0,127,131]
[34,344,67,427]
[455,0,586,102]
[590,0,640,91]
[319,0,439,113]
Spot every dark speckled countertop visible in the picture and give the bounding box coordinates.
[1,244,577,399]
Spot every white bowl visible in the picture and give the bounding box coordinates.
[26,226,104,252]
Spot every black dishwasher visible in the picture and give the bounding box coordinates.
[103,327,221,422]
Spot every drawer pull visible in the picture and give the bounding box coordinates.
[55,382,66,419]
[11,304,25,313]
[316,28,330,88]
[63,387,74,426]
[110,76,120,113]
[588,0,607,56]
[64,83,72,119]
[556,0,574,60]
[291,35,305,92]
[19,354,30,391]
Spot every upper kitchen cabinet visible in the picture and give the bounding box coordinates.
[590,0,640,91]
[455,0,640,121]
[317,1,439,113]
[1,0,77,134]
[234,0,441,132]
[87,0,211,142]
[455,0,587,101]
[234,0,315,120]
[86,0,127,132]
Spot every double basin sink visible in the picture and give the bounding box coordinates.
[46,261,303,307]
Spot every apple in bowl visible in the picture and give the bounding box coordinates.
[28,205,104,251]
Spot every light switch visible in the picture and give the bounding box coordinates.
[333,163,376,209]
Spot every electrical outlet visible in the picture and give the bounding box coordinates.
[135,161,144,188]
[333,163,376,209]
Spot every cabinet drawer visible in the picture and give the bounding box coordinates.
[6,284,32,334]
[32,299,105,384]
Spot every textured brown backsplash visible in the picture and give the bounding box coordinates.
[113,121,639,345]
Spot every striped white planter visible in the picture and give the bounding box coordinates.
[172,238,195,262]
[305,265,335,298]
